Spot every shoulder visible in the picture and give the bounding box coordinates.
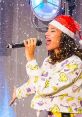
[62,55,82,70]
[57,55,82,70]
[67,55,82,63]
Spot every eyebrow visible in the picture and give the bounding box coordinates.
[47,28,56,30]
[51,28,55,29]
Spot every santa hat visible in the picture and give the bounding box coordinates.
[49,15,82,45]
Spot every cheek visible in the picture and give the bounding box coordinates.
[52,36,60,47]
[53,39,59,44]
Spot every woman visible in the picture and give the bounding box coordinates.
[10,15,82,117]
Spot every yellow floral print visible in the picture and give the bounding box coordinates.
[29,65,39,70]
[44,80,50,88]
[34,95,41,100]
[68,107,73,112]
[66,64,78,70]
[52,86,58,92]
[67,97,74,102]
[78,96,82,101]
[50,105,60,113]
[59,93,68,100]
[59,72,68,82]
[34,76,39,83]
[77,108,82,113]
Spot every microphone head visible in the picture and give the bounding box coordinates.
[6,44,12,48]
[36,40,42,46]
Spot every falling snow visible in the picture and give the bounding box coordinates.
[0,0,82,117]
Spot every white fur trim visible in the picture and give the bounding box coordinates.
[50,20,74,39]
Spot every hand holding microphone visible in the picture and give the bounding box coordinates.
[24,38,37,61]
[6,39,42,48]
[7,38,42,61]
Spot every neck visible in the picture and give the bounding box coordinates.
[54,48,61,56]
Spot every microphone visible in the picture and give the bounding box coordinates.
[6,40,42,48]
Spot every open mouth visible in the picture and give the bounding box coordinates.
[46,39,51,45]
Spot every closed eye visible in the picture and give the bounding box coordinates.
[51,30,55,32]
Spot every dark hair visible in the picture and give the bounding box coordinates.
[48,33,82,64]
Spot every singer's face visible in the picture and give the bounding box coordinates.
[45,24,62,51]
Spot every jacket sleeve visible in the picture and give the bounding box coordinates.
[37,56,82,96]
[16,59,41,99]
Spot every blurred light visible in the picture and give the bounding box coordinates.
[31,0,61,21]
[0,65,16,117]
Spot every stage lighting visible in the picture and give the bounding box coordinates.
[30,0,61,21]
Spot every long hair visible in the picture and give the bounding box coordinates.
[48,33,82,64]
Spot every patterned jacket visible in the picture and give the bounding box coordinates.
[16,55,82,114]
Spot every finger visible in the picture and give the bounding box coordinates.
[30,38,35,46]
[9,86,17,106]
[33,38,37,46]
[9,100,14,106]
[29,38,32,46]
[24,40,28,47]
[9,98,16,106]
[30,38,36,47]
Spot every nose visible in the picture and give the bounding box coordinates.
[45,30,49,36]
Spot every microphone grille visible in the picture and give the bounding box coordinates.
[36,40,42,46]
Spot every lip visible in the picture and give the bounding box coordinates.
[46,40,51,46]
[46,37,51,45]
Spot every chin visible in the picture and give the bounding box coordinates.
[46,47,54,51]
[46,46,50,50]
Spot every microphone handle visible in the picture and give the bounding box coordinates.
[6,43,24,48]
[7,40,42,48]
[12,43,24,48]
